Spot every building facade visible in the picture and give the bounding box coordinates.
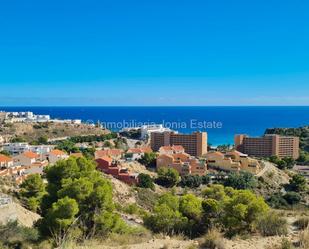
[206,150,261,174]
[46,149,69,164]
[156,152,207,176]
[151,131,207,157]
[2,143,54,157]
[0,155,13,168]
[235,134,299,159]
[95,156,139,185]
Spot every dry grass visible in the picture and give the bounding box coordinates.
[257,211,288,236]
[103,231,152,246]
[265,238,294,249]
[199,228,225,249]
[299,228,309,249]
[185,245,198,249]
[153,233,186,240]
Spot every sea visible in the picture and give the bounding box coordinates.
[1,106,309,146]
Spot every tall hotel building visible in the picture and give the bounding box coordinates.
[151,131,207,157]
[235,134,299,159]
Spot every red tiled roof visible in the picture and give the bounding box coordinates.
[207,151,224,157]
[22,151,39,159]
[50,149,67,156]
[140,147,152,153]
[160,145,184,152]
[0,154,12,163]
[98,156,113,163]
[172,153,190,161]
[172,145,184,151]
[127,148,142,154]
[160,146,173,151]
[157,154,174,160]
[96,149,123,158]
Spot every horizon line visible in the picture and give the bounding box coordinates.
[1,105,309,108]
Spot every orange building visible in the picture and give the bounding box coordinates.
[235,134,299,159]
[206,150,261,174]
[95,149,124,160]
[0,154,13,168]
[156,146,207,176]
[151,131,207,157]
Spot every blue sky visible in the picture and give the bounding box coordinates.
[0,0,308,106]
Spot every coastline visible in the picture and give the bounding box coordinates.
[1,106,309,145]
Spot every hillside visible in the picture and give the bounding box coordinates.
[0,122,109,143]
[0,201,40,227]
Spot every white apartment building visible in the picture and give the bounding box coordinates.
[140,124,176,139]
[5,112,50,123]
[4,111,81,124]
[2,143,54,157]
[122,124,176,140]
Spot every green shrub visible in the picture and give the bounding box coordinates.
[144,185,269,238]
[156,168,179,188]
[138,152,157,167]
[136,188,159,209]
[294,217,309,230]
[267,193,288,208]
[221,189,269,235]
[180,175,210,188]
[0,221,39,248]
[137,173,154,190]
[288,174,307,192]
[283,191,301,205]
[19,174,46,212]
[123,203,139,215]
[31,157,130,246]
[279,238,294,249]
[223,171,257,190]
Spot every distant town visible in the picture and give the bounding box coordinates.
[0,110,309,249]
[0,111,82,124]
[0,110,305,186]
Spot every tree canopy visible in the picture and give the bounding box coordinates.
[144,185,269,237]
[224,171,257,190]
[20,174,46,212]
[155,168,180,188]
[20,157,130,246]
[137,173,155,190]
[138,152,157,168]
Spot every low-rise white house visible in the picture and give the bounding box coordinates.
[4,111,81,124]
[46,149,68,164]
[5,112,50,123]
[0,136,4,145]
[25,160,49,175]
[140,124,175,139]
[121,124,176,140]
[0,155,13,168]
[126,147,153,160]
[2,143,29,156]
[14,151,40,166]
[2,143,54,157]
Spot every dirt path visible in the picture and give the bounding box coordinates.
[256,161,272,177]
[75,238,195,249]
